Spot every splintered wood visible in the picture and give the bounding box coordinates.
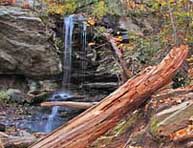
[30,45,188,148]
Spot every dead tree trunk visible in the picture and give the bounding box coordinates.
[30,45,188,148]
[41,101,98,109]
[104,33,131,82]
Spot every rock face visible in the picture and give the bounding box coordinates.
[0,6,62,79]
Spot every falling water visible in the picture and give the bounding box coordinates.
[44,15,87,133]
[44,106,59,132]
[44,92,71,132]
[44,93,58,133]
[81,21,87,83]
[82,21,87,52]
[44,15,75,133]
[63,15,75,88]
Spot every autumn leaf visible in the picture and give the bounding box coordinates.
[87,17,96,26]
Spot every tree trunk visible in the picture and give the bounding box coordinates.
[104,33,131,82]
[41,101,98,109]
[30,45,188,148]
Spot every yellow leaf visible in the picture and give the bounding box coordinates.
[87,18,95,26]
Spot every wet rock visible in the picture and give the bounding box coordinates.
[0,75,28,92]
[26,90,51,104]
[118,16,143,35]
[48,94,84,101]
[101,15,119,29]
[72,72,118,83]
[39,80,59,91]
[26,80,59,104]
[19,130,33,137]
[82,82,118,91]
[27,80,41,92]
[0,123,5,132]
[0,6,62,79]
[6,88,24,103]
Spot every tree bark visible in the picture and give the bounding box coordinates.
[30,45,188,148]
[104,33,131,82]
[41,101,98,109]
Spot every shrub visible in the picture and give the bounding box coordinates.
[0,90,10,103]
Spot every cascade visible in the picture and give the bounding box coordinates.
[63,15,74,88]
[81,20,87,83]
[44,92,71,133]
[44,14,87,132]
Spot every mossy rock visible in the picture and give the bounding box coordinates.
[0,90,10,103]
[91,110,143,147]
[149,101,193,139]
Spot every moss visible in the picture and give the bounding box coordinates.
[0,90,10,103]
[149,117,159,136]
[113,111,142,136]
[91,111,143,148]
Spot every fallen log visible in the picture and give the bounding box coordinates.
[41,101,98,109]
[30,45,188,148]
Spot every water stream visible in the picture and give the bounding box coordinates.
[63,15,74,88]
[44,15,75,132]
[44,106,59,132]
[81,21,87,82]
[44,92,71,132]
[44,14,87,133]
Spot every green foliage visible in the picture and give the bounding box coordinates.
[94,26,107,38]
[147,0,193,45]
[105,0,125,15]
[92,1,108,19]
[137,39,160,64]
[44,0,77,15]
[0,90,9,103]
[150,117,160,137]
[43,0,126,18]
[127,34,162,65]
[112,111,142,136]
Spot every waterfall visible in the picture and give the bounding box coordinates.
[81,21,87,83]
[62,14,87,88]
[44,15,87,133]
[82,21,87,52]
[44,92,71,133]
[44,15,75,133]
[44,106,59,132]
[62,15,74,88]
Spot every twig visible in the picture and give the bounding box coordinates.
[167,0,179,46]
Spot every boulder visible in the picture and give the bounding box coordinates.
[149,101,193,141]
[0,123,5,132]
[118,16,143,35]
[6,88,24,103]
[0,6,62,79]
